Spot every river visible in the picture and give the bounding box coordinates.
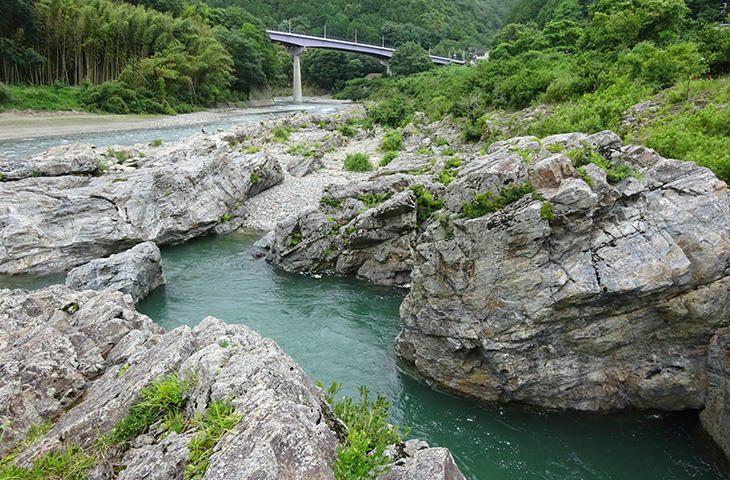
[1,100,728,479]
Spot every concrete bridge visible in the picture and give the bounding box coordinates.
[266,30,464,102]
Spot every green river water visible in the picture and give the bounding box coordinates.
[134,230,728,480]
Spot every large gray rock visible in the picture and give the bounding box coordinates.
[0,286,464,478]
[380,448,466,480]
[0,136,283,275]
[65,241,165,303]
[396,134,730,411]
[0,143,101,180]
[265,174,427,287]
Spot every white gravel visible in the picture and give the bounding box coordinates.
[239,122,384,232]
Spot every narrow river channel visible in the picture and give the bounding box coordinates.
[2,100,728,479]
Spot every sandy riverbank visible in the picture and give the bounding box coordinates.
[0,108,258,141]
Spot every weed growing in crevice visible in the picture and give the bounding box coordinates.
[566,147,642,184]
[111,373,188,445]
[317,382,409,480]
[356,193,389,209]
[461,183,536,219]
[185,398,241,480]
[380,151,399,167]
[410,184,444,227]
[320,197,342,209]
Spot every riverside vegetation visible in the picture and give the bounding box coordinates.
[0,0,513,112]
[336,0,730,184]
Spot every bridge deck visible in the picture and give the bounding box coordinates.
[266,30,463,66]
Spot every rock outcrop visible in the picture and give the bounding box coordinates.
[0,143,101,180]
[0,286,464,478]
[264,173,433,287]
[396,131,730,411]
[65,241,165,303]
[264,128,730,414]
[0,135,283,275]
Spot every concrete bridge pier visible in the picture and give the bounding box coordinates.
[379,58,392,76]
[287,46,307,102]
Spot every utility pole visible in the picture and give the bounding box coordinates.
[288,19,291,33]
[324,21,327,38]
[355,29,358,43]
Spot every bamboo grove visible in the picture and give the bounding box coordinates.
[0,0,279,111]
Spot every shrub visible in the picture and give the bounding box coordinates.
[462,183,536,219]
[272,126,290,143]
[344,153,373,172]
[541,201,554,220]
[380,130,404,152]
[338,124,357,137]
[0,82,10,105]
[367,94,415,128]
[410,184,444,226]
[318,383,408,480]
[380,151,399,167]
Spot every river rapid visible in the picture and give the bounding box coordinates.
[2,100,728,479]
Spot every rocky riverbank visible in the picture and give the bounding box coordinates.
[2,103,730,467]
[0,286,464,479]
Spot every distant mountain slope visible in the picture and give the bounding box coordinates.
[204,0,518,52]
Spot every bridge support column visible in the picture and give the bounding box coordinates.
[287,47,306,103]
[379,58,392,76]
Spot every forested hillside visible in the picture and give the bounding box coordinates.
[337,0,730,182]
[0,0,514,113]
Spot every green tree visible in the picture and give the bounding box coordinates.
[390,41,434,76]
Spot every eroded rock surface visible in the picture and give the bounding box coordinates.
[264,173,434,287]
[0,286,464,478]
[65,241,165,303]
[396,132,730,411]
[0,134,283,275]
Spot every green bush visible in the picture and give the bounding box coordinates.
[0,83,11,105]
[380,151,399,167]
[338,124,357,137]
[380,130,404,152]
[344,153,373,172]
[318,383,408,480]
[462,183,536,219]
[112,373,187,443]
[272,126,290,143]
[410,184,444,226]
[367,94,415,128]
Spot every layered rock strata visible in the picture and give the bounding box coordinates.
[265,129,730,415]
[396,132,730,411]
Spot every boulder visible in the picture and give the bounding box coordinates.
[0,137,283,275]
[380,448,466,480]
[65,241,165,303]
[396,135,730,411]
